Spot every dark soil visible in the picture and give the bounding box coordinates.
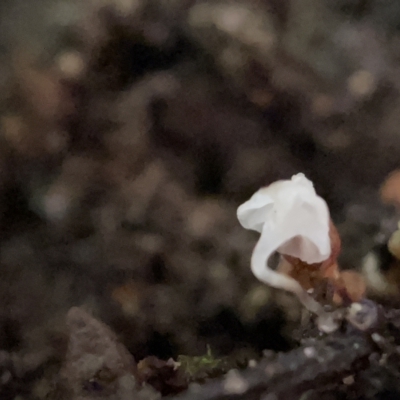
[1,0,400,398]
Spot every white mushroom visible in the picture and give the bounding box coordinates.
[237,173,331,315]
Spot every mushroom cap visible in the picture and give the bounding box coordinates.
[237,173,331,264]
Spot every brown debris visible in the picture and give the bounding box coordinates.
[138,356,187,396]
[381,170,400,208]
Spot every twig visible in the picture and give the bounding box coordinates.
[169,333,374,400]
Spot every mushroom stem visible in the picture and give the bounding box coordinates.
[251,240,324,316]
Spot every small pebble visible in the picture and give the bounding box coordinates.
[343,375,354,385]
[248,359,257,368]
[224,370,248,395]
[303,347,316,358]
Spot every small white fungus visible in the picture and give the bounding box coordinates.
[237,173,331,315]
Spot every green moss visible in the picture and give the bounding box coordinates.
[177,346,232,382]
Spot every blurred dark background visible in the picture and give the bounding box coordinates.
[1,0,400,397]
